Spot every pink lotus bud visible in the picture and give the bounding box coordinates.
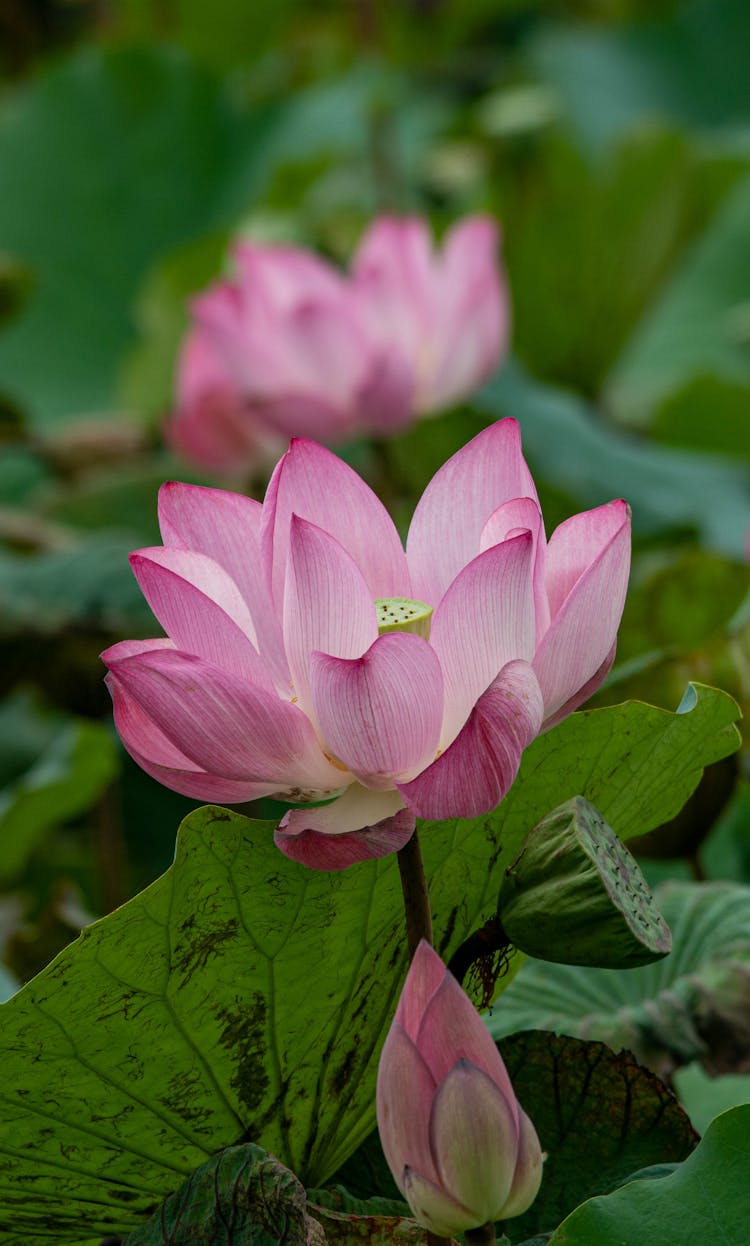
[377,942,542,1236]
[102,420,630,871]
[166,216,507,476]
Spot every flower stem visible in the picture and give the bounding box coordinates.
[397,828,433,957]
[465,1223,497,1246]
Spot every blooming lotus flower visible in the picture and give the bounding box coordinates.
[102,419,630,871]
[377,941,543,1235]
[167,217,507,474]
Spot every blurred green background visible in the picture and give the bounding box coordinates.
[0,0,748,1003]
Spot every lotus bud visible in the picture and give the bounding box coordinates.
[377,941,542,1236]
[498,796,672,967]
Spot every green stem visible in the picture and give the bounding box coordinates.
[396,828,433,957]
[465,1223,497,1246]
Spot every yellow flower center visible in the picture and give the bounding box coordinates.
[375,597,433,641]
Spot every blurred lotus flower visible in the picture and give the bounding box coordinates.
[102,419,630,870]
[167,217,507,473]
[377,941,543,1235]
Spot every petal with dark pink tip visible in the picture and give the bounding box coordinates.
[106,673,278,803]
[413,967,519,1105]
[394,940,447,1043]
[157,482,288,684]
[545,500,630,618]
[129,547,275,691]
[406,419,538,605]
[106,648,341,791]
[275,788,414,870]
[399,660,543,820]
[261,437,410,608]
[533,504,630,720]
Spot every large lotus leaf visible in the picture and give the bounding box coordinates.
[0,687,737,1245]
[498,1032,697,1242]
[475,365,750,559]
[488,881,750,1080]
[549,1105,750,1245]
[606,172,750,427]
[0,46,272,429]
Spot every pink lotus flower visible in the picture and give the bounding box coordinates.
[167,217,507,473]
[377,941,543,1235]
[102,419,630,871]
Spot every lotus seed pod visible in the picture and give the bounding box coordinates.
[498,796,672,968]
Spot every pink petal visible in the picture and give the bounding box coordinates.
[273,297,370,407]
[406,419,539,604]
[480,497,550,644]
[395,940,449,1042]
[533,504,631,720]
[500,1106,544,1219]
[106,672,277,803]
[233,242,346,309]
[541,640,616,732]
[353,217,435,360]
[129,547,275,691]
[428,217,507,410]
[157,483,288,685]
[430,533,536,746]
[174,326,233,407]
[310,633,443,788]
[415,970,518,1113]
[399,660,543,820]
[262,438,411,609]
[545,499,630,617]
[101,637,175,663]
[275,791,414,871]
[401,1168,476,1237]
[430,1061,519,1222]
[106,648,342,792]
[377,1023,439,1193]
[283,516,378,723]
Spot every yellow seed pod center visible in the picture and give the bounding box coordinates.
[375,598,433,640]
